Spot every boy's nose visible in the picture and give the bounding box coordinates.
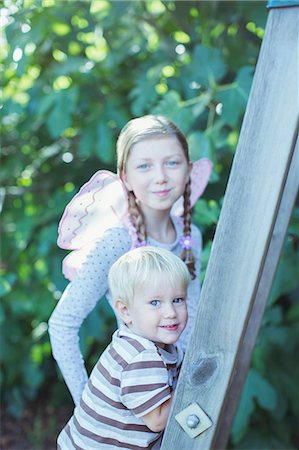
[163,303,176,318]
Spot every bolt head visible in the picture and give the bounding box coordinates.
[186,414,200,429]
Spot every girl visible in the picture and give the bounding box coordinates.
[48,115,212,405]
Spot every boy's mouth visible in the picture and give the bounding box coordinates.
[160,324,179,331]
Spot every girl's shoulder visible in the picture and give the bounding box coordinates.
[61,227,132,281]
[190,222,202,243]
[102,225,132,243]
[171,215,202,245]
[190,222,202,258]
[92,226,133,252]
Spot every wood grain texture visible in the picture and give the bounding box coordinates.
[212,133,299,449]
[161,7,299,450]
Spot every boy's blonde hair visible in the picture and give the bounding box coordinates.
[108,246,191,305]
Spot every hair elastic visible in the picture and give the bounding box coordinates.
[180,235,194,251]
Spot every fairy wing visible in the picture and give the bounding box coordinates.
[57,170,129,250]
[171,158,213,216]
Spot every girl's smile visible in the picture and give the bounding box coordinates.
[152,188,172,198]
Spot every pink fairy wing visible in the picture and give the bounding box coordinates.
[171,158,213,217]
[61,244,97,281]
[57,170,129,250]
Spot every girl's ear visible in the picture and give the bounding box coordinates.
[120,170,132,192]
[186,161,192,184]
[114,299,132,325]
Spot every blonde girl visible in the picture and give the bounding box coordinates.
[49,115,212,405]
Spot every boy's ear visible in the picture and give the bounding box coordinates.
[114,299,132,324]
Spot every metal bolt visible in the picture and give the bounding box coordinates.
[186,414,200,429]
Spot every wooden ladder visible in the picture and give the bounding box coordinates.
[161,4,299,449]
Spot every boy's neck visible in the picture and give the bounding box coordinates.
[123,325,169,350]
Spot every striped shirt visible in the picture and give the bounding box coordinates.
[57,326,184,450]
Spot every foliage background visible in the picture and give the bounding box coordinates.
[1,0,298,448]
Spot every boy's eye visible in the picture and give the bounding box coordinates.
[150,299,160,307]
[173,297,184,304]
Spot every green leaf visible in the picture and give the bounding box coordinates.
[78,122,97,158]
[250,369,277,411]
[152,91,194,133]
[193,199,220,226]
[286,302,299,321]
[36,92,57,117]
[232,369,277,443]
[268,238,299,304]
[0,278,12,297]
[231,375,255,443]
[96,122,114,164]
[51,21,71,36]
[215,66,253,126]
[188,131,212,161]
[7,388,25,418]
[191,44,227,87]
[130,69,160,116]
[47,88,78,138]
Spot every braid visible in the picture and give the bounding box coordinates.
[127,191,147,244]
[180,179,196,279]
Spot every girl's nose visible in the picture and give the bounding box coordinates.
[154,165,167,184]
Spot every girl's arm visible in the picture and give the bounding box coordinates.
[48,228,131,405]
[142,393,173,432]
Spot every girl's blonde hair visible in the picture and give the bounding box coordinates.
[116,115,195,279]
[108,246,190,305]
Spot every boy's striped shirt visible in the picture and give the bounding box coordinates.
[58,326,183,449]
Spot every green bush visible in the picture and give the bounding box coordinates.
[1,1,298,447]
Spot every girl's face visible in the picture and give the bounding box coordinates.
[121,136,191,216]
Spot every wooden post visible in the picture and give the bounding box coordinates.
[212,134,298,449]
[161,6,299,450]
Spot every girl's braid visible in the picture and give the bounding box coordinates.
[127,191,147,244]
[180,179,196,279]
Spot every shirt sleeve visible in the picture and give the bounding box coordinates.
[120,350,171,418]
[48,227,132,405]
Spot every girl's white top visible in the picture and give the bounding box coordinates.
[48,217,202,405]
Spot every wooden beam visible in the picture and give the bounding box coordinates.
[161,6,299,450]
[212,132,299,449]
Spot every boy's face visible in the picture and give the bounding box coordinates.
[116,272,188,348]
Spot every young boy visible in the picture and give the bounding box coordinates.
[57,246,190,450]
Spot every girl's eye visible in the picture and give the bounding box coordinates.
[150,299,160,307]
[173,297,184,304]
[166,160,180,167]
[137,163,150,170]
